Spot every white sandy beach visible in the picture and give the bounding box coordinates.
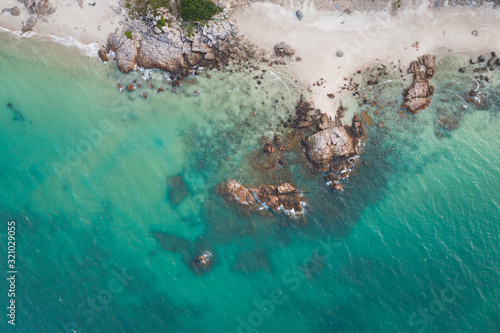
[231,1,500,115]
[0,0,124,44]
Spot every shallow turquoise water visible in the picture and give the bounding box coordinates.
[0,32,499,333]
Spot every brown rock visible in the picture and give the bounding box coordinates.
[403,54,435,114]
[108,32,139,73]
[274,42,295,57]
[126,84,135,92]
[21,16,37,33]
[98,47,108,62]
[10,6,20,16]
[116,83,124,92]
[277,183,297,194]
[262,142,275,155]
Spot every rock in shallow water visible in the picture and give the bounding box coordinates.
[217,180,305,216]
[403,54,435,114]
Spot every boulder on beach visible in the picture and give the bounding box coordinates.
[274,42,295,57]
[21,16,37,33]
[10,6,20,16]
[303,113,363,173]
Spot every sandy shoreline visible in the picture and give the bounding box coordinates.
[1,1,500,115]
[232,1,500,116]
[0,0,124,45]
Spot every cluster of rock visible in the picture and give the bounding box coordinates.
[8,0,58,33]
[18,0,56,15]
[292,98,366,191]
[106,16,254,75]
[1,6,21,16]
[216,180,305,216]
[403,54,436,114]
[458,51,498,109]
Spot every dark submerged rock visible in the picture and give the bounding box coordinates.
[167,175,190,207]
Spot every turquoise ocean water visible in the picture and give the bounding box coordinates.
[0,32,499,333]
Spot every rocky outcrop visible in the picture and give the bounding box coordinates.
[291,97,366,191]
[108,32,139,73]
[192,251,214,275]
[21,16,37,33]
[108,18,248,75]
[403,54,436,114]
[274,42,295,57]
[136,35,186,73]
[18,0,56,16]
[216,180,305,216]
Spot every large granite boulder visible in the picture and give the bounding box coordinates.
[107,32,139,73]
[403,54,436,114]
[136,36,185,72]
[107,19,242,75]
[303,114,363,173]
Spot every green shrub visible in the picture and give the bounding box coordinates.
[125,31,133,39]
[126,0,172,18]
[156,16,167,29]
[179,0,222,22]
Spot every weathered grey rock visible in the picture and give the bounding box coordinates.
[107,32,139,73]
[136,36,185,72]
[36,0,57,15]
[10,6,20,16]
[191,35,212,53]
[19,0,56,15]
[21,16,37,33]
[274,42,295,57]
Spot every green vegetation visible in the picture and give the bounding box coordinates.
[179,0,222,22]
[124,0,221,22]
[183,21,196,38]
[125,0,174,19]
[125,30,133,39]
[156,16,167,29]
